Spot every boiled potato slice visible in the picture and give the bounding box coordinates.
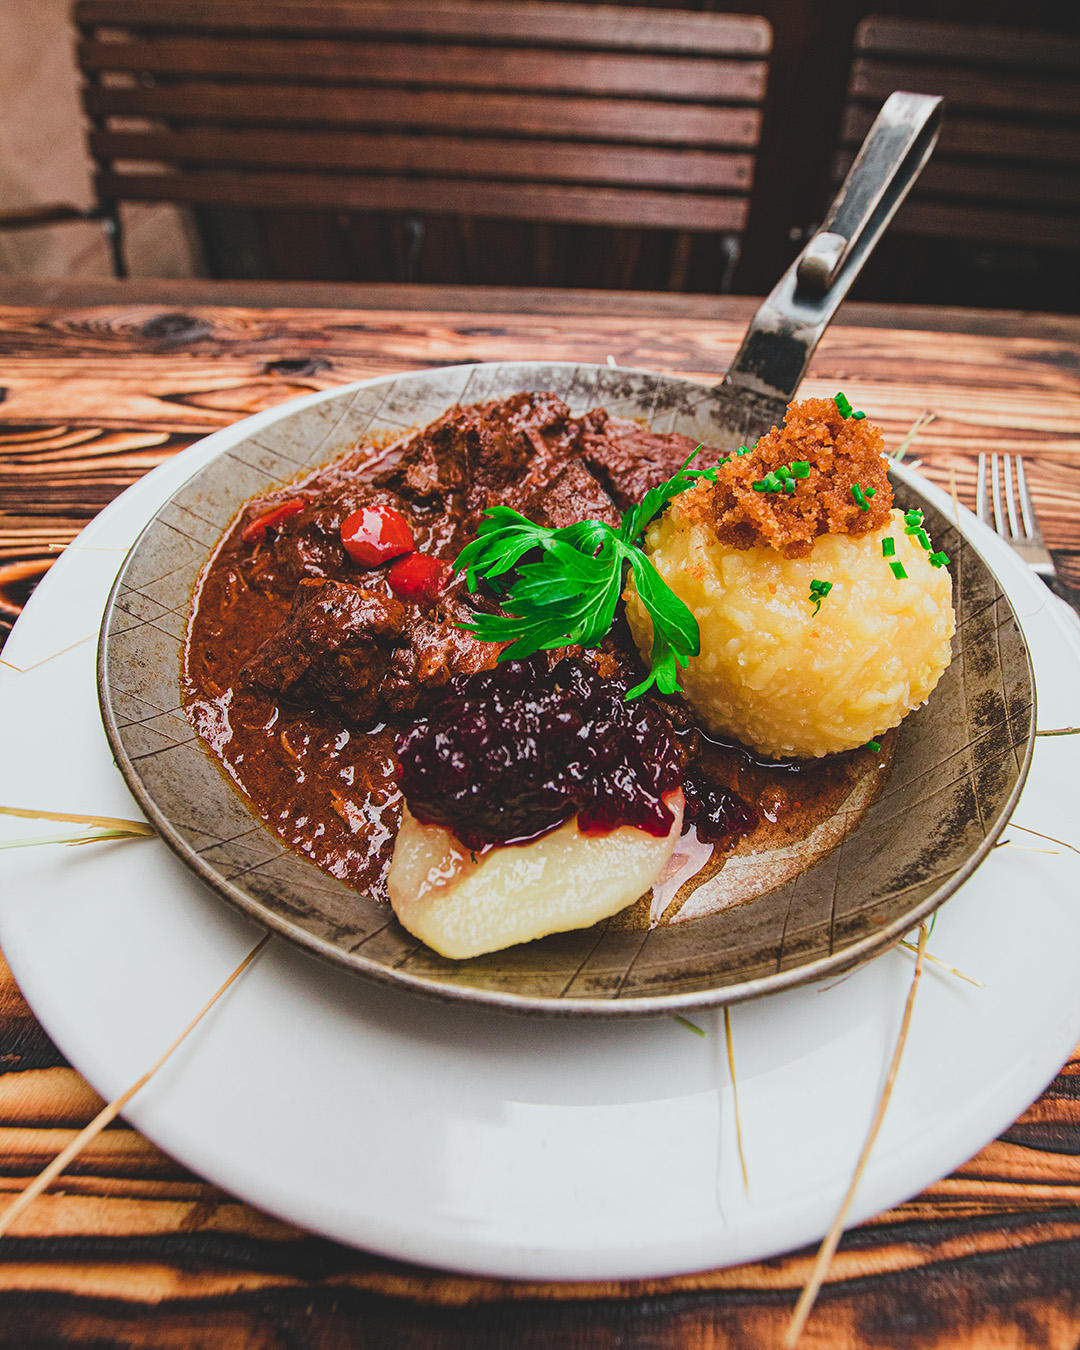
[388,792,685,960]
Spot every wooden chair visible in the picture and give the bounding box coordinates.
[55,0,771,286]
[835,16,1080,305]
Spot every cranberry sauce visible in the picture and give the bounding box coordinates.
[396,656,684,851]
[681,769,760,845]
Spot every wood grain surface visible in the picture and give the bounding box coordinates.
[1,282,1079,1347]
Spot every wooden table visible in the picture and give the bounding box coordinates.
[1,281,1078,1347]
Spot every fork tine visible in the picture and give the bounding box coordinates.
[1002,453,1022,538]
[990,453,1007,536]
[976,452,990,525]
[1015,455,1041,542]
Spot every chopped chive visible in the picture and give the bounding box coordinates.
[864,486,876,498]
[791,460,810,478]
[851,483,870,510]
[808,578,832,615]
[763,472,782,491]
[853,410,867,420]
[929,551,951,568]
[752,480,768,492]
[904,509,923,527]
[890,560,909,579]
[784,478,796,494]
[865,739,881,753]
[777,465,791,481]
[916,528,931,550]
[834,392,854,418]
[882,537,896,557]
[736,445,750,456]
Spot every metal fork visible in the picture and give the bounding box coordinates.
[976,452,1058,585]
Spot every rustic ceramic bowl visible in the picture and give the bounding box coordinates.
[98,363,1034,1016]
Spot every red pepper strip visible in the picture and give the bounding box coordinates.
[241,497,306,544]
[340,504,415,567]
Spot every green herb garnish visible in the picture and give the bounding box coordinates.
[753,460,807,494]
[882,537,896,557]
[851,482,871,511]
[834,392,868,420]
[928,551,951,569]
[890,561,909,580]
[453,450,720,699]
[865,739,882,753]
[808,578,833,615]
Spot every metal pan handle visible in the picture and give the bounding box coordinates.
[718,91,943,413]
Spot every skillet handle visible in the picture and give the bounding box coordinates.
[718,91,943,410]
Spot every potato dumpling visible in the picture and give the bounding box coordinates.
[625,507,954,759]
[388,793,684,960]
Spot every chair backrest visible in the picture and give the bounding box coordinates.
[75,1,771,244]
[839,16,1080,251]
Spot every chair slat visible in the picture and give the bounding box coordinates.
[95,170,749,231]
[79,38,767,103]
[84,85,762,148]
[75,0,772,57]
[90,129,753,192]
[77,1,770,282]
[833,150,1080,209]
[850,57,1080,119]
[841,106,1080,165]
[855,16,1080,73]
[896,200,1079,250]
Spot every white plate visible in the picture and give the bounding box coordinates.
[1,398,1078,1280]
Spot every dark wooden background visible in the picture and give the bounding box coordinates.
[0,281,1078,1346]
[168,0,1080,313]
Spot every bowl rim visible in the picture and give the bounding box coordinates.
[97,362,1037,1017]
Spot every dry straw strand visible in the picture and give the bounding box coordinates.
[0,932,272,1238]
[46,543,130,553]
[994,838,1060,856]
[897,939,982,987]
[784,922,928,1347]
[892,410,936,464]
[0,829,151,850]
[0,634,94,674]
[723,1006,750,1198]
[1036,726,1080,737]
[1008,822,1080,858]
[0,805,154,834]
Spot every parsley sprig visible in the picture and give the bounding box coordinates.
[453,451,718,699]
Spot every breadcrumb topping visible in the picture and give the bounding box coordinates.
[680,397,893,558]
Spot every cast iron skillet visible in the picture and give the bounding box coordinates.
[97,95,1035,1016]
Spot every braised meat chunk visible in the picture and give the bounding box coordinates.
[244,578,497,724]
[381,596,499,714]
[245,579,407,724]
[503,458,621,530]
[578,410,703,510]
[374,391,588,512]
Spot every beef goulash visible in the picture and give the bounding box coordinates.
[184,392,954,958]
